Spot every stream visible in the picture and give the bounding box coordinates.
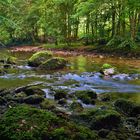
[0,49,140,103]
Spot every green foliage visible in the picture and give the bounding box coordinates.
[118,39,138,50]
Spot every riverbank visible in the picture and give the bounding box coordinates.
[9,44,140,59]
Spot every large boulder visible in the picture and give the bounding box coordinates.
[54,89,67,100]
[23,95,44,104]
[90,109,121,130]
[74,90,97,105]
[39,57,67,70]
[7,56,17,64]
[114,99,140,117]
[23,86,45,96]
[28,51,52,67]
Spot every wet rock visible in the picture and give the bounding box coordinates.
[23,86,45,96]
[98,129,110,138]
[14,82,43,93]
[7,101,18,108]
[74,90,97,105]
[125,117,138,128]
[102,68,116,76]
[114,99,140,117]
[0,97,7,105]
[24,95,44,104]
[54,90,67,100]
[39,57,67,70]
[28,51,52,67]
[99,93,111,102]
[70,102,84,112]
[112,74,132,81]
[3,64,12,69]
[14,92,27,98]
[58,98,67,106]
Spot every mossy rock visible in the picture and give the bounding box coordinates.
[90,109,121,130]
[40,99,56,110]
[54,89,68,100]
[114,99,140,117]
[99,93,111,102]
[39,57,67,70]
[7,56,17,64]
[100,63,117,76]
[98,129,110,138]
[58,98,67,106]
[28,51,52,67]
[74,90,97,105]
[70,101,84,112]
[102,63,113,69]
[0,68,6,75]
[23,86,45,96]
[79,109,121,130]
[0,105,97,140]
[23,95,44,104]
[0,97,7,106]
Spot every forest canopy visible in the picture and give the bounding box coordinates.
[0,0,140,49]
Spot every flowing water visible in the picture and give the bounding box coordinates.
[0,49,140,103]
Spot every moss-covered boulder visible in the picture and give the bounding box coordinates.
[100,63,117,76]
[7,56,17,64]
[28,51,52,67]
[40,99,56,110]
[39,57,67,70]
[23,86,45,96]
[0,97,7,106]
[114,99,140,117]
[54,89,67,100]
[70,102,84,112]
[90,109,121,130]
[99,93,111,102]
[102,63,113,69]
[74,90,97,105]
[23,95,44,104]
[0,105,97,140]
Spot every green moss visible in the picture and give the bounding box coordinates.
[102,63,113,69]
[7,56,17,64]
[40,99,56,110]
[0,105,97,140]
[28,51,52,67]
[114,99,140,117]
[23,86,45,96]
[70,101,84,112]
[74,90,97,104]
[23,95,44,104]
[54,89,68,100]
[79,109,121,130]
[39,57,67,70]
